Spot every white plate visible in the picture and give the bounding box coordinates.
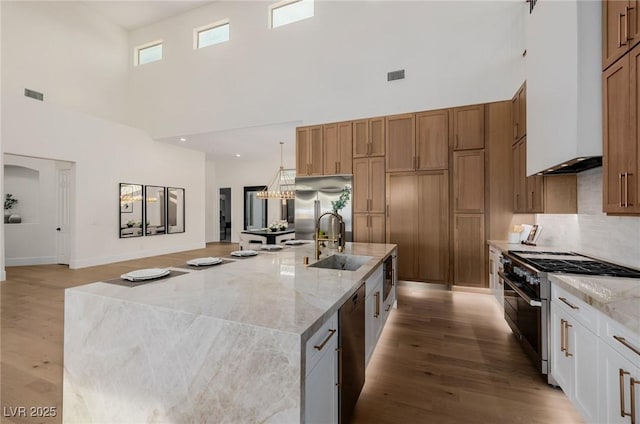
[261,245,283,251]
[187,257,223,266]
[230,250,258,257]
[121,268,170,281]
[284,240,306,245]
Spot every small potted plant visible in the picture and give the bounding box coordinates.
[4,194,18,223]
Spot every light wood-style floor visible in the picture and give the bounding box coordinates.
[1,244,582,423]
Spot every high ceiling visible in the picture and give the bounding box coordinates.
[84,1,215,31]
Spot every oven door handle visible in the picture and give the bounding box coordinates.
[499,271,542,307]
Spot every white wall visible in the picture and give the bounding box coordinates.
[1,1,130,125]
[3,156,58,265]
[525,0,602,175]
[2,95,206,268]
[129,0,525,139]
[535,168,640,269]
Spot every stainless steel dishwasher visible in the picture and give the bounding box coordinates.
[338,283,365,423]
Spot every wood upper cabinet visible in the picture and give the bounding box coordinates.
[353,118,385,158]
[353,213,385,243]
[453,150,485,213]
[454,213,485,287]
[603,0,640,70]
[603,44,639,213]
[385,113,415,172]
[513,140,527,212]
[296,126,323,176]
[387,171,449,283]
[512,82,526,142]
[353,157,385,214]
[453,104,485,150]
[323,121,353,175]
[416,109,449,170]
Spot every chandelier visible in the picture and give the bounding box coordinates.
[256,142,295,200]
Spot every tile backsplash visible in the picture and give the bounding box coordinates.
[534,167,640,269]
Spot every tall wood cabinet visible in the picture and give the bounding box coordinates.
[353,157,385,242]
[453,150,485,213]
[353,118,385,158]
[385,113,416,172]
[387,171,449,283]
[603,43,640,213]
[513,138,544,213]
[453,214,485,287]
[453,104,485,150]
[603,0,640,71]
[323,121,353,175]
[512,82,526,142]
[296,126,323,176]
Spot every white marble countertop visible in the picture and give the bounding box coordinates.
[67,242,396,339]
[488,240,640,337]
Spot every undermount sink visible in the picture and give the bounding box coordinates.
[309,254,372,271]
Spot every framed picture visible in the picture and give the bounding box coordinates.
[524,224,542,245]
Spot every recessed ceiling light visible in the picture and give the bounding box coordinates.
[235,154,241,157]
[560,163,569,167]
[179,137,186,142]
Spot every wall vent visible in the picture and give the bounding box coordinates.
[387,70,405,81]
[24,88,44,101]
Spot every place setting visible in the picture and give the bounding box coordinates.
[175,256,233,271]
[103,267,189,287]
[226,249,260,259]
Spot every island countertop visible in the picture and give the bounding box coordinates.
[66,242,397,339]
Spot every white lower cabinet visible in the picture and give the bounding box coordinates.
[599,339,640,424]
[305,312,338,424]
[550,288,598,423]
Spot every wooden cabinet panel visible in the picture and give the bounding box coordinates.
[633,0,640,46]
[453,150,485,213]
[353,120,369,158]
[544,175,578,214]
[526,175,545,213]
[511,95,519,143]
[512,83,526,142]
[323,122,353,175]
[603,51,638,213]
[337,121,353,174]
[387,171,449,283]
[296,126,323,176]
[633,42,640,212]
[369,214,386,244]
[453,105,485,150]
[370,117,385,156]
[386,113,415,172]
[513,140,524,212]
[416,109,449,170]
[369,157,386,213]
[353,157,385,215]
[387,174,418,281]
[454,214,485,287]
[417,171,449,284]
[353,213,385,243]
[603,0,636,70]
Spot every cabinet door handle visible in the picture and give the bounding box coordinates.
[386,204,389,215]
[374,292,380,318]
[621,369,631,419]
[335,161,338,174]
[385,304,391,312]
[619,12,627,47]
[516,193,520,210]
[631,377,638,424]
[564,321,573,357]
[416,155,420,169]
[313,328,337,351]
[624,172,630,207]
[614,336,640,357]
[514,123,518,139]
[413,156,416,170]
[624,8,631,43]
[560,319,566,352]
[455,134,459,148]
[620,173,625,207]
[558,297,579,310]
[336,347,343,388]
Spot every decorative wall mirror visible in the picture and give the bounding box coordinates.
[145,185,166,235]
[244,185,267,230]
[167,187,185,234]
[119,183,143,238]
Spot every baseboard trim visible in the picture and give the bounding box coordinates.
[0,269,6,281]
[69,242,206,269]
[6,256,57,266]
[451,286,492,295]
[398,280,450,291]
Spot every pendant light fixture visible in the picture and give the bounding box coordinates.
[256,142,295,200]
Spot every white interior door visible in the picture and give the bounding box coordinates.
[56,167,71,265]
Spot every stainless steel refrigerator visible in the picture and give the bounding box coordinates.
[295,175,353,241]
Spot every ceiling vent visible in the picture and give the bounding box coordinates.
[387,70,405,81]
[24,88,44,101]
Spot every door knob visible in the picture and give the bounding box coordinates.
[56,227,61,231]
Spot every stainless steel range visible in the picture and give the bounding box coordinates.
[499,250,640,385]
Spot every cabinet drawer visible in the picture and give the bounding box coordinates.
[306,312,338,375]
[551,284,599,332]
[600,313,640,366]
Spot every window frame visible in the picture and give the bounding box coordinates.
[134,40,163,66]
[268,0,314,29]
[193,19,230,50]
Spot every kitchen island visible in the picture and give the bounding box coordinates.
[62,242,397,423]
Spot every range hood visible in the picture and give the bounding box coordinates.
[526,0,602,176]
[539,156,602,175]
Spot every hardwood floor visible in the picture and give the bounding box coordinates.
[1,246,582,423]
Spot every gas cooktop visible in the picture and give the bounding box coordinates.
[508,250,640,278]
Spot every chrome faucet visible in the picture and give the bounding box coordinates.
[315,212,345,260]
